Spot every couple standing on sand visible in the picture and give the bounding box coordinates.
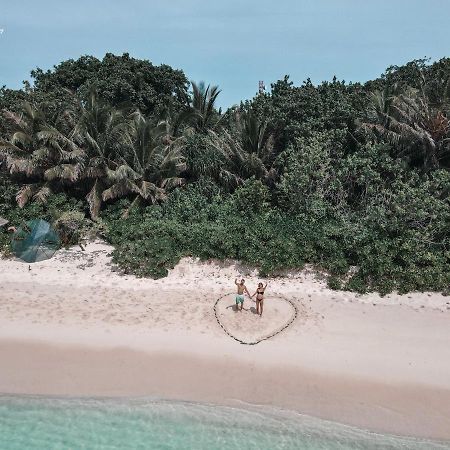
[234,278,267,316]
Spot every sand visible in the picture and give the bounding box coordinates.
[0,240,450,440]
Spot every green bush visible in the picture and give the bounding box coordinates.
[102,176,450,292]
[53,211,90,246]
[327,276,342,290]
[0,176,88,253]
[232,179,270,213]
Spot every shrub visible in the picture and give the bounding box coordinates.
[327,276,341,290]
[53,211,90,246]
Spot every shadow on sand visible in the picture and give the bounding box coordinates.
[226,304,259,314]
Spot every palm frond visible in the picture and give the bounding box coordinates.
[106,165,141,183]
[102,179,139,201]
[86,179,103,219]
[7,158,37,176]
[11,131,32,147]
[3,110,24,127]
[0,140,29,156]
[16,184,38,208]
[140,180,164,202]
[44,164,81,182]
[160,176,185,190]
[33,185,52,204]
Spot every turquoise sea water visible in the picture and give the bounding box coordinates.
[0,396,449,450]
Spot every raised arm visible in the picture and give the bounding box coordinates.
[235,278,239,285]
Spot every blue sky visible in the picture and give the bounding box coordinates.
[1,0,449,108]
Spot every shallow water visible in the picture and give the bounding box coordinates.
[0,396,449,450]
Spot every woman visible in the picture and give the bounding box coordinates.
[251,282,267,316]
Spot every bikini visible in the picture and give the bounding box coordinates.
[256,289,264,301]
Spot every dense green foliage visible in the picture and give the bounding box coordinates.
[0,175,89,254]
[1,55,449,294]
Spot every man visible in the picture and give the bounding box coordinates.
[234,278,251,311]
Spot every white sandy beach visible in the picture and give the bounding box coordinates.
[0,240,450,440]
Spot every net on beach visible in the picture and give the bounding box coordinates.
[10,219,60,263]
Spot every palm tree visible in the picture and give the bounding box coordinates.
[424,66,450,111]
[102,112,186,216]
[174,81,230,184]
[189,81,222,132]
[362,86,450,170]
[364,84,399,127]
[209,110,277,187]
[0,102,45,177]
[65,87,129,218]
[0,102,82,206]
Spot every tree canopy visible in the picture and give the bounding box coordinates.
[1,54,449,294]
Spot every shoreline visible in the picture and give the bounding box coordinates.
[1,241,450,442]
[1,337,450,442]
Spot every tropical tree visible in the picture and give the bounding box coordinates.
[209,110,277,187]
[0,86,28,138]
[29,53,190,117]
[0,102,47,178]
[67,87,129,218]
[362,86,450,170]
[177,81,230,184]
[0,102,82,206]
[189,81,222,132]
[102,112,186,216]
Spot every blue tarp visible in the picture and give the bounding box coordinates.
[10,219,60,263]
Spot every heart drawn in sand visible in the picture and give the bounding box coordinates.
[214,293,298,345]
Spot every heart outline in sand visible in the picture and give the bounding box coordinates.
[213,293,298,345]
